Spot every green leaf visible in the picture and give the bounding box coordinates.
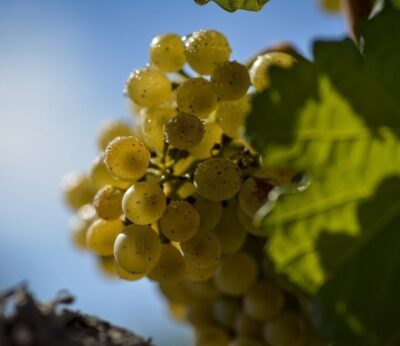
[194,0,269,12]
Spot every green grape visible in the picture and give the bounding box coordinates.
[150,33,186,72]
[213,297,241,328]
[216,96,251,139]
[159,200,200,242]
[96,256,117,279]
[263,312,306,346]
[164,113,205,149]
[239,177,275,218]
[86,219,124,256]
[186,302,214,327]
[212,199,247,253]
[195,326,230,346]
[122,181,166,225]
[159,281,194,304]
[319,0,340,12]
[90,155,132,190]
[168,302,187,322]
[114,262,146,281]
[185,30,231,75]
[244,281,285,321]
[249,52,296,91]
[70,216,89,250]
[235,313,264,339]
[185,261,217,282]
[93,185,124,221]
[140,107,176,152]
[192,194,222,230]
[104,136,150,180]
[211,61,250,100]
[61,171,94,210]
[185,279,220,300]
[114,224,161,274]
[189,122,223,159]
[125,67,172,107]
[229,337,264,346]
[148,244,186,284]
[97,120,133,151]
[181,230,221,268]
[177,181,197,199]
[215,252,258,296]
[237,207,266,238]
[194,158,242,201]
[176,78,218,119]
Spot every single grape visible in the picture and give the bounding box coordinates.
[194,158,242,201]
[114,224,161,274]
[114,262,146,281]
[185,279,220,300]
[239,177,275,218]
[185,30,231,75]
[126,67,172,107]
[237,207,266,238]
[140,107,176,152]
[122,181,166,225]
[215,252,258,296]
[212,199,247,253]
[176,78,218,118]
[185,261,217,282]
[213,297,242,329]
[93,185,124,221]
[216,95,251,138]
[159,281,194,304]
[189,122,223,159]
[249,52,296,91]
[104,136,150,180]
[164,113,205,149]
[319,0,340,13]
[229,337,264,346]
[186,302,214,327]
[263,311,306,346]
[244,281,285,321]
[90,155,132,190]
[160,200,200,242]
[61,171,94,210]
[235,313,264,339]
[211,61,250,100]
[195,325,230,346]
[192,194,222,230]
[97,120,133,151]
[86,219,124,256]
[181,230,221,268]
[148,244,186,284]
[168,302,187,322]
[150,33,186,72]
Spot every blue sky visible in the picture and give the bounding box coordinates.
[0,1,345,345]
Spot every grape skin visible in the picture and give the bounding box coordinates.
[185,261,217,282]
[263,312,306,346]
[122,181,166,225]
[114,224,161,274]
[93,185,124,221]
[62,171,94,210]
[150,33,186,72]
[97,120,133,151]
[213,297,242,329]
[193,194,222,230]
[194,158,242,201]
[189,122,223,159]
[90,155,132,190]
[86,219,124,256]
[115,262,146,281]
[104,136,150,181]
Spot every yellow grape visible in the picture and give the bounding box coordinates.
[185,261,217,282]
[114,262,146,281]
[122,181,166,225]
[263,312,306,346]
[90,155,132,190]
[216,95,251,139]
[195,325,230,346]
[96,256,117,279]
[159,281,194,304]
[319,0,340,13]
[114,224,161,274]
[140,107,176,152]
[104,136,150,180]
[194,158,242,201]
[244,281,285,321]
[211,61,250,100]
[215,252,258,296]
[185,279,220,300]
[237,207,266,238]
[189,122,223,159]
[159,200,200,242]
[150,33,186,72]
[97,120,133,151]
[148,244,186,284]
[193,194,222,230]
[164,113,205,149]
[70,217,89,250]
[61,171,94,210]
[213,297,242,328]
[176,78,218,119]
[250,52,296,91]
[235,313,264,339]
[93,185,124,221]
[86,219,124,256]
[168,302,187,322]
[125,67,172,107]
[181,230,221,268]
[186,302,214,327]
[185,30,231,75]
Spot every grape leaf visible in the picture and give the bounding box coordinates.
[246,4,400,295]
[194,0,269,12]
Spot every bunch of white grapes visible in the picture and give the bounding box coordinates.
[62,30,319,346]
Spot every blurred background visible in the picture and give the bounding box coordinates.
[0,1,345,345]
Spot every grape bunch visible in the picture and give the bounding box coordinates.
[62,30,318,346]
